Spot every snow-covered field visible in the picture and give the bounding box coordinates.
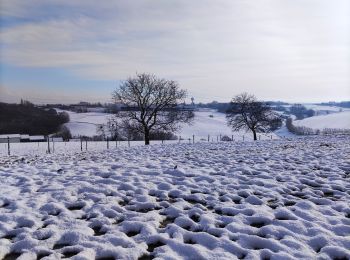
[294,111,350,130]
[0,136,349,259]
[57,109,280,140]
[55,110,111,137]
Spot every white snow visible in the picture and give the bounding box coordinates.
[0,136,349,259]
[294,111,350,130]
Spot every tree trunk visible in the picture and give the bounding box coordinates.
[144,128,150,145]
[253,130,257,141]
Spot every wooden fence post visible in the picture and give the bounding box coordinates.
[80,138,83,151]
[107,138,109,149]
[128,139,130,147]
[7,137,10,156]
[52,137,55,153]
[208,135,210,142]
[85,140,88,151]
[192,135,194,144]
[47,137,50,154]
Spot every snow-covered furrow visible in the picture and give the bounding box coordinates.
[0,136,349,260]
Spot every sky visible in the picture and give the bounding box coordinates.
[0,0,349,104]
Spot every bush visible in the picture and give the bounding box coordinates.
[221,135,232,141]
[53,125,72,140]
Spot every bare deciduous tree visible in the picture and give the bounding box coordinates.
[226,93,281,140]
[112,73,194,145]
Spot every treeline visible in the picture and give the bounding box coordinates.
[288,104,314,119]
[286,118,315,135]
[317,101,350,108]
[0,101,70,135]
[286,118,350,135]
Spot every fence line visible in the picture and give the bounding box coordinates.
[2,133,279,157]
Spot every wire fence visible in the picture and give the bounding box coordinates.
[1,133,279,157]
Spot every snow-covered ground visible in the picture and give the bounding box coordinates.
[294,111,350,130]
[0,136,349,259]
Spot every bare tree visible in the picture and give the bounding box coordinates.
[106,116,120,140]
[112,73,194,145]
[96,124,106,140]
[226,93,281,140]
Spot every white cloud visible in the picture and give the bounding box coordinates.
[1,0,349,102]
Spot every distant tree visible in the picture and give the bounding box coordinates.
[289,104,314,119]
[96,124,106,140]
[226,93,282,140]
[106,116,120,140]
[54,125,72,140]
[112,73,194,145]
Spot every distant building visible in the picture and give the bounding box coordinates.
[29,136,45,142]
[0,134,21,143]
[20,134,30,142]
[0,134,47,143]
[51,137,63,142]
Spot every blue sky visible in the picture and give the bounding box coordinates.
[1,0,349,104]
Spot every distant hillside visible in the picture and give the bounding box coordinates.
[0,101,69,135]
[293,110,350,130]
[317,101,350,108]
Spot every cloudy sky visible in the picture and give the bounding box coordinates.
[0,0,349,104]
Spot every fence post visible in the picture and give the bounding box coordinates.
[85,140,88,151]
[107,138,109,149]
[47,137,51,154]
[128,138,130,147]
[231,135,233,141]
[116,139,118,148]
[192,135,194,144]
[52,137,55,153]
[162,138,164,144]
[7,137,10,156]
[208,135,210,142]
[80,138,83,151]
[217,136,218,142]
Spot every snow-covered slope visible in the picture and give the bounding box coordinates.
[0,136,349,259]
[294,111,350,130]
[56,109,112,137]
[178,110,247,140]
